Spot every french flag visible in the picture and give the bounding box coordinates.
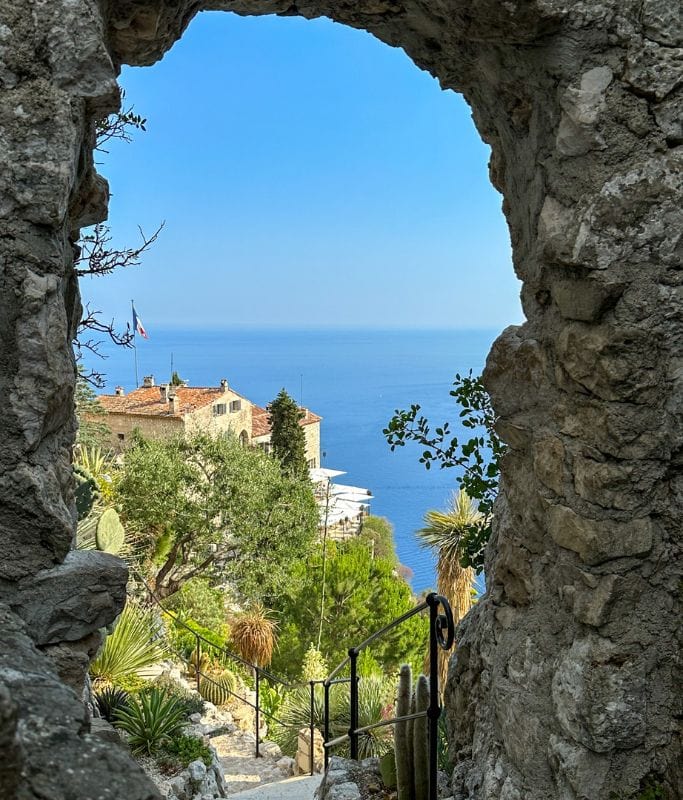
[132,304,149,340]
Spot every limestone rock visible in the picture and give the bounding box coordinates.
[2,549,128,644]
[0,603,160,799]
[548,504,653,565]
[552,636,647,753]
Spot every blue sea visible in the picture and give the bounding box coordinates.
[87,328,498,592]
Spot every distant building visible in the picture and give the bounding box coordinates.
[96,375,321,467]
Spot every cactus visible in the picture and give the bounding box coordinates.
[96,508,125,554]
[74,464,99,520]
[407,686,416,778]
[413,675,429,800]
[198,669,237,707]
[394,664,414,800]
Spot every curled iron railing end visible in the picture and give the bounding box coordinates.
[427,592,455,651]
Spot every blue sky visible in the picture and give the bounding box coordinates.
[83,11,522,330]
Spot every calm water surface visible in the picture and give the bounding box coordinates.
[89,327,499,592]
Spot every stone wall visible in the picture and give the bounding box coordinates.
[0,1,680,798]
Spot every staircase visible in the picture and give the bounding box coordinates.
[228,775,321,799]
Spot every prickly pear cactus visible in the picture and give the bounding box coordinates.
[96,508,125,554]
[74,465,99,520]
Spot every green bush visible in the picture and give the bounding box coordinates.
[95,686,130,722]
[359,516,398,563]
[114,688,186,755]
[90,603,164,687]
[158,733,213,769]
[165,616,228,664]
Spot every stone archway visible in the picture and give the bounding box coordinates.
[0,2,680,798]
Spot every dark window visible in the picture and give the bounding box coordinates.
[213,403,227,416]
[230,399,242,412]
[117,433,125,441]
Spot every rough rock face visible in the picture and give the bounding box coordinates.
[0,0,680,798]
[0,605,160,800]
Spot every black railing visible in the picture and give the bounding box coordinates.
[322,592,454,800]
[135,573,454,792]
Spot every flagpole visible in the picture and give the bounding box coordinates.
[132,299,139,388]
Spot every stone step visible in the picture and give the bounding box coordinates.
[227,774,321,799]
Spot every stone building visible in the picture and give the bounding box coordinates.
[96,376,322,467]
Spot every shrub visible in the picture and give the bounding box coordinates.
[114,687,186,755]
[165,578,228,633]
[95,686,130,722]
[165,616,229,664]
[90,603,164,687]
[259,681,285,724]
[158,734,213,770]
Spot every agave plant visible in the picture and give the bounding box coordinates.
[90,603,164,687]
[114,688,186,755]
[333,675,394,759]
[95,686,130,722]
[230,604,278,667]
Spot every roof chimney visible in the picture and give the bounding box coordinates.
[114,386,125,396]
[171,394,180,414]
[143,375,155,388]
[159,384,169,403]
[220,378,229,391]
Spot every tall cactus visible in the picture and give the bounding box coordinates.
[407,687,416,785]
[413,675,430,800]
[394,664,414,800]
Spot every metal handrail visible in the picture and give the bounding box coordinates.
[129,570,454,792]
[132,571,316,765]
[320,592,455,800]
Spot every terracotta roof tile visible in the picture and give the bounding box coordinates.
[98,387,224,418]
[251,405,322,439]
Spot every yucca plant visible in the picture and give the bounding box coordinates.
[230,604,278,668]
[90,603,164,687]
[95,686,130,722]
[333,676,394,759]
[271,676,392,759]
[418,489,479,695]
[113,688,186,755]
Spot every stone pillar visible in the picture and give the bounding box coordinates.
[295,726,325,775]
[442,5,683,799]
[0,2,159,796]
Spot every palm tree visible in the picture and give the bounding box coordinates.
[417,489,480,695]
